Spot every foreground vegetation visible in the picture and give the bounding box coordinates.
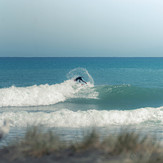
[0,127,163,163]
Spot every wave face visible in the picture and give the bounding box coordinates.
[0,80,97,107]
[96,85,163,109]
[65,85,163,110]
[1,82,163,109]
[1,107,163,127]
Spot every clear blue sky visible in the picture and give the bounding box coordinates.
[0,0,163,57]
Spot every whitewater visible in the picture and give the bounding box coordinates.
[1,107,163,128]
[0,80,96,107]
[1,78,163,128]
[1,57,163,144]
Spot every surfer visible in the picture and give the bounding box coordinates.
[74,76,87,84]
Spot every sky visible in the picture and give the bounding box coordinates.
[0,0,163,57]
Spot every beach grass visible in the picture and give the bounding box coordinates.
[1,126,163,163]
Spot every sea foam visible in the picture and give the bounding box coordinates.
[1,107,163,128]
[0,80,97,107]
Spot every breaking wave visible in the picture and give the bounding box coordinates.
[0,80,96,107]
[1,107,163,127]
[1,82,163,109]
[1,67,163,110]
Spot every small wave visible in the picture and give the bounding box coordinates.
[1,107,163,127]
[0,80,97,107]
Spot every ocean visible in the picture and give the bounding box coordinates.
[1,57,163,145]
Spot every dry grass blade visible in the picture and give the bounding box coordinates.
[8,126,63,157]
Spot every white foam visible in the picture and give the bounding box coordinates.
[0,80,97,107]
[1,107,163,128]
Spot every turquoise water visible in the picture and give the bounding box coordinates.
[1,57,163,144]
[1,57,163,88]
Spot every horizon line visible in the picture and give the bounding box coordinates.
[0,56,163,58]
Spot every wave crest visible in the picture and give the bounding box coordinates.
[0,80,97,107]
[1,107,163,127]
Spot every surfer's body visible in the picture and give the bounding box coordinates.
[74,76,87,84]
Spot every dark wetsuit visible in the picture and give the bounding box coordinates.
[74,77,87,84]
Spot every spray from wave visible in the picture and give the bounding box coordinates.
[0,68,97,107]
[67,67,94,85]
